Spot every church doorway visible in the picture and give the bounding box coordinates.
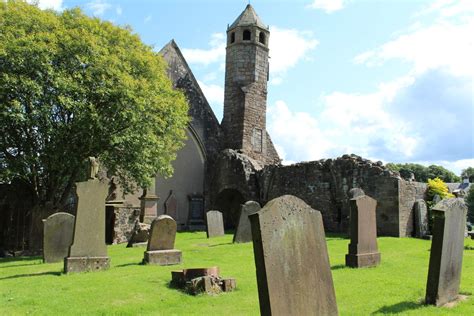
[215,189,245,229]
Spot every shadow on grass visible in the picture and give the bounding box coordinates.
[465,245,474,250]
[0,256,42,269]
[208,242,233,247]
[115,262,143,268]
[0,271,62,280]
[326,233,349,240]
[331,264,347,271]
[372,301,423,314]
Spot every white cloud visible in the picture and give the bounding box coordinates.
[181,33,226,66]
[86,0,112,16]
[307,0,346,13]
[28,0,63,10]
[354,2,474,78]
[197,80,224,106]
[269,27,319,79]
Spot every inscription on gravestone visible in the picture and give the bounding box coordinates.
[64,178,109,273]
[233,201,260,243]
[345,194,381,268]
[206,210,225,238]
[249,195,338,316]
[143,215,182,265]
[425,198,467,306]
[43,212,75,263]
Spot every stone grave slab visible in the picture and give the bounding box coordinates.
[249,195,338,316]
[233,201,261,243]
[345,194,381,268]
[414,199,429,238]
[206,210,225,238]
[64,179,109,273]
[143,215,181,265]
[42,212,75,263]
[425,198,467,306]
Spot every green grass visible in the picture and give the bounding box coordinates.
[1,233,473,315]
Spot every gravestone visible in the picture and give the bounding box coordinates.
[164,191,178,220]
[348,187,365,199]
[425,198,467,306]
[414,199,429,238]
[143,215,182,265]
[139,182,159,224]
[233,201,260,243]
[42,212,75,263]
[345,194,381,268]
[206,210,224,238]
[64,177,109,273]
[249,195,338,316]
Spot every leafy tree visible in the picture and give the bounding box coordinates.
[386,163,460,182]
[427,177,454,201]
[0,2,189,210]
[465,185,474,223]
[461,167,474,182]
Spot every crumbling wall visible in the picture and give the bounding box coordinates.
[399,181,427,237]
[259,155,404,236]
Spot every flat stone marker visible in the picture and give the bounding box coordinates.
[64,179,109,273]
[249,195,338,316]
[414,199,429,238]
[206,210,224,238]
[143,215,181,265]
[345,194,381,268]
[425,198,467,306]
[233,201,260,243]
[43,212,75,263]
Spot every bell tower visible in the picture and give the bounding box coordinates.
[221,5,271,163]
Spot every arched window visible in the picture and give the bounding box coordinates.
[230,32,235,43]
[243,29,251,41]
[259,32,266,44]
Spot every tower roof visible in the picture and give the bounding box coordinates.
[229,4,267,30]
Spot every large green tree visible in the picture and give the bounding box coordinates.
[386,163,460,183]
[0,1,189,209]
[461,167,474,182]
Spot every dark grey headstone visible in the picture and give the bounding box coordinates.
[414,199,429,238]
[345,195,381,268]
[426,198,467,306]
[43,212,75,263]
[206,210,225,238]
[65,179,109,273]
[249,195,338,316]
[233,201,260,243]
[147,215,176,251]
[164,192,178,220]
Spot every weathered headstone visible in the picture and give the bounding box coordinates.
[414,199,429,238]
[346,194,381,268]
[143,215,182,265]
[139,182,159,224]
[206,210,225,238]
[164,191,178,220]
[348,187,365,199]
[64,177,109,273]
[42,212,75,263]
[425,198,467,306]
[249,195,338,316]
[233,201,261,243]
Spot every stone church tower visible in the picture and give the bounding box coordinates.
[221,5,279,165]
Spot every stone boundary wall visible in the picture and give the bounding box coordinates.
[398,181,427,237]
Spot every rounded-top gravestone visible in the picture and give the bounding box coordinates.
[43,212,75,263]
[147,215,177,251]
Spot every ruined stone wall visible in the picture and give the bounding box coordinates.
[108,205,140,244]
[259,155,405,236]
[398,181,427,237]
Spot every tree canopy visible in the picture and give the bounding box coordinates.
[461,167,474,182]
[0,1,189,209]
[386,163,461,183]
[465,185,474,223]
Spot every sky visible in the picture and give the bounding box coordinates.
[32,0,473,175]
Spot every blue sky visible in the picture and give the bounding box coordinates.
[35,0,473,175]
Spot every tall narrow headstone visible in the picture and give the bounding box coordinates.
[206,210,225,238]
[139,182,159,224]
[345,194,381,268]
[414,199,429,238]
[425,198,467,306]
[164,191,178,220]
[42,212,75,263]
[249,195,338,316]
[143,215,182,265]
[64,178,109,273]
[233,201,260,243]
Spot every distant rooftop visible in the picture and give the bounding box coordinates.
[229,4,267,30]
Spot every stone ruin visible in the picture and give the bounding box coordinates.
[171,267,236,295]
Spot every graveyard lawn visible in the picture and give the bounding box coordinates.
[1,233,473,315]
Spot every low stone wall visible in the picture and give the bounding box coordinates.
[108,205,141,244]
